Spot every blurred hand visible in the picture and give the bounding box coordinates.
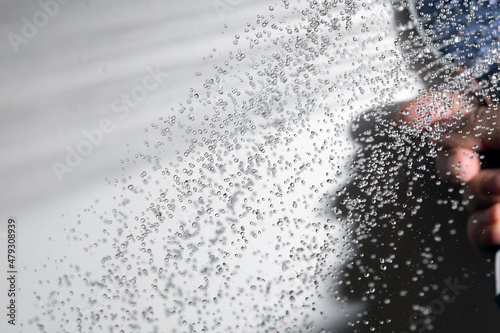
[398,90,500,254]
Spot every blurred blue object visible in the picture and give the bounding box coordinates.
[414,0,500,93]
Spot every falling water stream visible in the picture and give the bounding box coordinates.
[4,0,500,332]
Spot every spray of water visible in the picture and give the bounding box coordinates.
[29,1,500,332]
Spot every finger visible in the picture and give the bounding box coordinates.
[435,147,481,183]
[464,169,500,212]
[468,203,500,254]
[435,100,499,151]
[397,91,473,129]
